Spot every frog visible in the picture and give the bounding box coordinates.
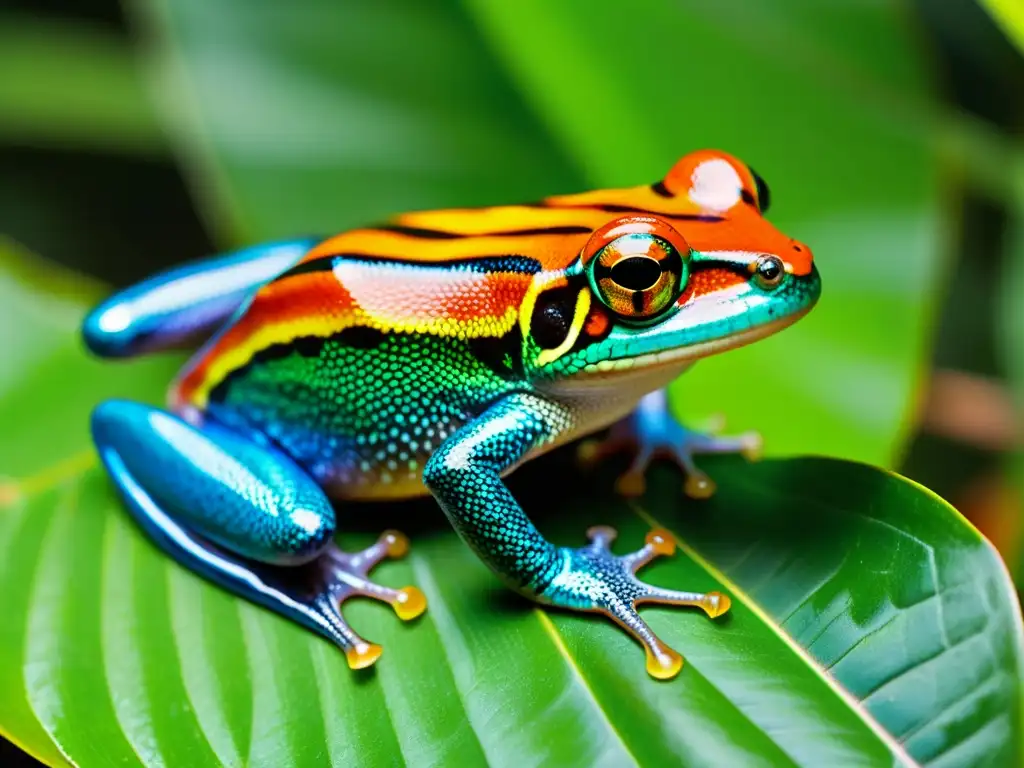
[83,150,819,680]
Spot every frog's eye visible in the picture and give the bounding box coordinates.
[582,217,689,320]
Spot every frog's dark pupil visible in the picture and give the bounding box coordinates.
[612,257,662,291]
[759,259,780,280]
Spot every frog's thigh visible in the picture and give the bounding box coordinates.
[91,398,334,565]
[82,238,318,358]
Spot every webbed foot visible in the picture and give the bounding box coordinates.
[579,390,761,499]
[312,530,427,669]
[543,526,730,680]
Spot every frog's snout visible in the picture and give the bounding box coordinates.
[784,237,815,276]
[789,238,812,259]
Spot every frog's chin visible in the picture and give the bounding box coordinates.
[575,306,811,381]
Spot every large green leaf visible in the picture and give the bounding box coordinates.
[127,0,580,243]
[1,245,1022,766]
[128,0,967,468]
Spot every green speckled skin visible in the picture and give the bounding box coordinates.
[208,331,522,499]
[84,151,821,677]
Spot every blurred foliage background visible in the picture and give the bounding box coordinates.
[0,0,1023,764]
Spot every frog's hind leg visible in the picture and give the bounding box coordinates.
[91,399,426,669]
[83,238,320,358]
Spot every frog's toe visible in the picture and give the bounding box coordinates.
[345,641,384,670]
[613,450,653,497]
[597,419,761,499]
[324,530,428,622]
[303,530,428,669]
[583,390,763,500]
[577,434,629,467]
[547,526,730,681]
[309,598,383,671]
[329,529,409,574]
[672,427,762,497]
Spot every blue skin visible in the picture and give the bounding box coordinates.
[91,403,363,647]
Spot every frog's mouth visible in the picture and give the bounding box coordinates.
[577,307,811,380]
[575,266,820,380]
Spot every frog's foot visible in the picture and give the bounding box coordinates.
[313,530,428,669]
[543,526,730,680]
[578,391,761,499]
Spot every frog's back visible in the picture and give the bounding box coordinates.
[173,171,759,409]
[171,187,664,418]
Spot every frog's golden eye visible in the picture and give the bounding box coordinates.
[582,216,690,320]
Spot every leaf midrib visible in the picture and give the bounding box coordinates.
[630,502,919,767]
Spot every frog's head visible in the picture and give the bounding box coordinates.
[521,150,820,389]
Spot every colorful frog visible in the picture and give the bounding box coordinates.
[83,150,819,679]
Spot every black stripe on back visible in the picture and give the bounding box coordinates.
[650,181,673,198]
[273,253,543,283]
[273,256,339,280]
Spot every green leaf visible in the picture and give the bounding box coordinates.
[126,0,581,243]
[1,243,1022,767]
[0,14,165,156]
[123,0,995,468]
[980,0,1024,55]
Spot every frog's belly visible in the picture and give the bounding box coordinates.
[207,382,476,502]
[257,413,456,502]
[199,334,513,501]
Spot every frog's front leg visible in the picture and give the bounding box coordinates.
[423,393,729,680]
[91,399,425,669]
[579,388,762,499]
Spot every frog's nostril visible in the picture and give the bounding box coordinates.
[790,240,813,260]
